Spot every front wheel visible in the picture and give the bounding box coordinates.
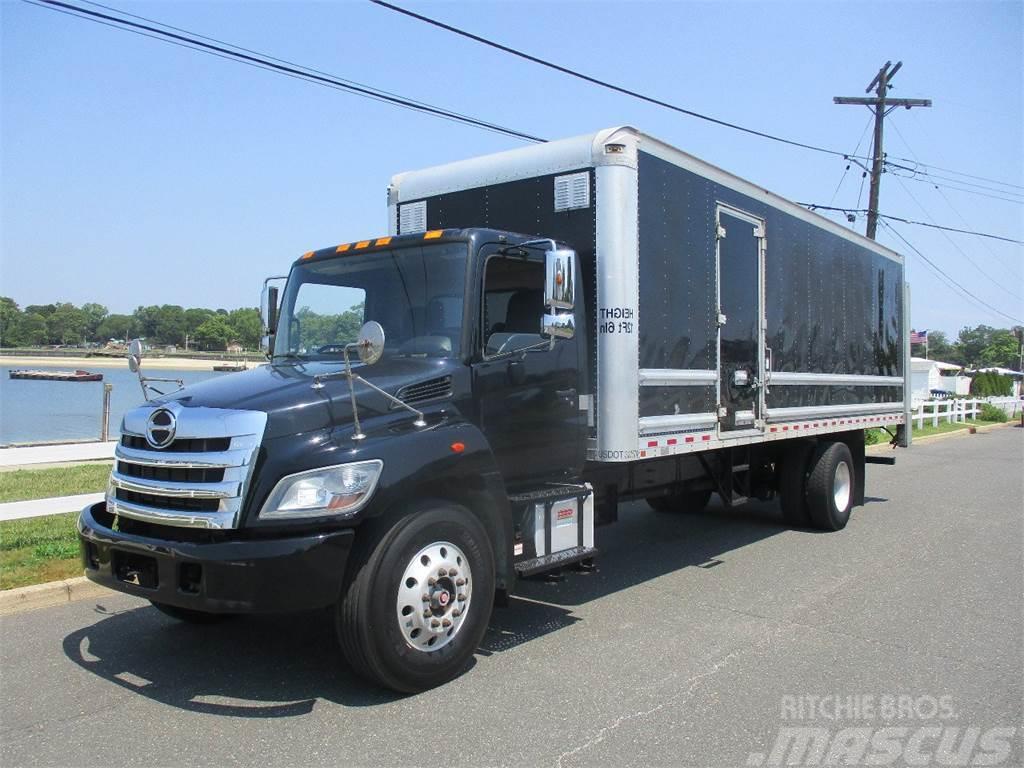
[336,503,495,693]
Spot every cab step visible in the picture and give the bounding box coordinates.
[515,546,598,577]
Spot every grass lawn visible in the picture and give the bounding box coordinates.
[0,463,111,503]
[867,416,1007,445]
[0,511,82,590]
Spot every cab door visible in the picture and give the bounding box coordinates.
[716,205,766,434]
[471,249,584,489]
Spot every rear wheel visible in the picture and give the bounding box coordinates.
[647,489,713,514]
[336,503,495,693]
[149,601,225,624]
[806,441,855,531]
[779,441,814,527]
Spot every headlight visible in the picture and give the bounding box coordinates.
[258,460,383,520]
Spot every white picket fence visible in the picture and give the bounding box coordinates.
[910,396,1021,430]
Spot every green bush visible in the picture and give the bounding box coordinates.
[971,371,1013,397]
[978,403,1008,423]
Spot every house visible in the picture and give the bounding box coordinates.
[910,357,969,401]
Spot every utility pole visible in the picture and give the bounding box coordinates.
[834,61,931,240]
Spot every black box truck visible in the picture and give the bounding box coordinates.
[79,126,911,692]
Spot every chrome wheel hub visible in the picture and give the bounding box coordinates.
[396,541,472,652]
[833,461,852,511]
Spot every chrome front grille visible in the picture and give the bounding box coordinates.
[108,404,267,529]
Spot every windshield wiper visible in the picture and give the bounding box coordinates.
[272,352,308,364]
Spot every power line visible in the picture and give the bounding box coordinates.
[798,205,1023,244]
[880,221,1022,325]
[884,166,1024,205]
[827,116,873,207]
[371,0,1021,195]
[890,172,1022,303]
[886,162,1024,198]
[24,0,546,144]
[887,118,1022,277]
[885,155,1024,191]
[369,0,862,160]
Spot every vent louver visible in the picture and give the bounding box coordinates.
[554,172,590,212]
[399,201,427,234]
[395,376,452,407]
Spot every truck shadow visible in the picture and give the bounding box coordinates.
[59,497,837,714]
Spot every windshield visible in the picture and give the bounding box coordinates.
[273,243,467,363]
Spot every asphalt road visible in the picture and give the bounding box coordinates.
[2,427,1022,768]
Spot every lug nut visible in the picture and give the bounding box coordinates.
[427,577,436,586]
[455,578,466,586]
[437,568,447,577]
[423,609,431,618]
[457,593,466,601]
[452,609,461,617]
[442,618,451,628]
[422,594,430,602]
[449,568,457,577]
[431,619,441,628]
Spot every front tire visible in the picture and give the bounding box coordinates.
[337,503,495,693]
[806,442,855,531]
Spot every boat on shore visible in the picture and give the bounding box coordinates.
[212,363,247,372]
[8,369,104,382]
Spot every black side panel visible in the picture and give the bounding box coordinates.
[637,151,716,421]
[637,151,904,415]
[406,170,597,400]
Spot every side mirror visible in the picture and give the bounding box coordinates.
[261,277,287,353]
[127,338,143,373]
[544,248,576,311]
[542,247,576,340]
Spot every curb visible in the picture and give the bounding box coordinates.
[865,419,1016,454]
[0,576,111,617]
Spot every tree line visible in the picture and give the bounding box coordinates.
[912,325,1023,371]
[0,297,262,351]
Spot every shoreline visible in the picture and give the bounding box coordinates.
[0,355,261,371]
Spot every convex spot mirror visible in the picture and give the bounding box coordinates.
[356,321,385,365]
[127,339,143,373]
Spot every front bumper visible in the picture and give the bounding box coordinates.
[77,502,354,614]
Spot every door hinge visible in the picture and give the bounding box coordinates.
[717,313,727,327]
[716,225,727,239]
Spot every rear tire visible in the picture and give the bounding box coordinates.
[149,601,225,624]
[779,441,814,527]
[806,441,855,531]
[647,489,713,514]
[336,503,495,693]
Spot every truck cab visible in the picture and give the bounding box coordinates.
[79,228,593,692]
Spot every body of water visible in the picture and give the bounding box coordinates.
[0,366,230,445]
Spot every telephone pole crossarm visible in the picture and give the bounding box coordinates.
[833,61,931,240]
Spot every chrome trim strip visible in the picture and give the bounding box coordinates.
[766,402,904,421]
[768,372,904,387]
[639,413,717,434]
[109,472,239,500]
[639,369,717,386]
[107,498,236,530]
[114,445,243,469]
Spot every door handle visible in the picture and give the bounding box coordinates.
[556,388,577,405]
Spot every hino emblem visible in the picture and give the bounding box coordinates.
[145,408,177,449]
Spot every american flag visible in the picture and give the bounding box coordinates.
[910,329,928,344]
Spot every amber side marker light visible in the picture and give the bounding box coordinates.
[355,240,371,249]
[450,442,465,454]
[301,251,315,260]
[424,230,443,239]
[336,243,351,253]
[374,237,392,246]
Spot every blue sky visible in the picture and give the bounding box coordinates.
[2,0,1021,336]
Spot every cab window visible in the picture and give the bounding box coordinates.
[483,256,545,357]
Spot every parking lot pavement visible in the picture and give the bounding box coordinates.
[2,426,1021,768]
